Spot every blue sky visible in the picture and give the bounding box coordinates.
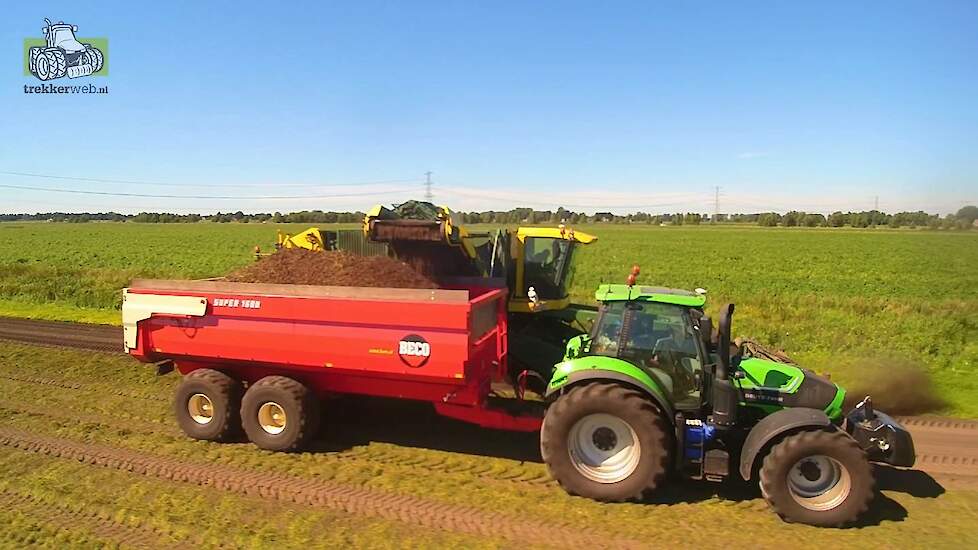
[1,1,976,215]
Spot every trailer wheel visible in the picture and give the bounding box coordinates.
[241,376,320,452]
[173,369,241,442]
[541,383,671,501]
[759,429,874,527]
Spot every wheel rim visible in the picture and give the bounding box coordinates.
[187,393,214,425]
[257,402,287,435]
[787,455,852,511]
[37,56,49,78]
[567,413,641,483]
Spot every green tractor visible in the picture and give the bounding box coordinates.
[541,275,915,527]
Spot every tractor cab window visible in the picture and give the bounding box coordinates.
[590,302,626,356]
[51,28,76,46]
[590,301,702,403]
[523,237,573,299]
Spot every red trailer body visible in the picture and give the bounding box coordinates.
[124,279,541,431]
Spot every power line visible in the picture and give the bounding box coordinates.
[0,182,423,200]
[0,170,424,189]
[434,186,709,210]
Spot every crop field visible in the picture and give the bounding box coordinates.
[1,222,976,416]
[0,340,976,548]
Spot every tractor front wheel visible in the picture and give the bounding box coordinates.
[83,46,104,73]
[541,383,671,501]
[759,429,874,527]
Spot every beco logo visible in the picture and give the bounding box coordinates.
[23,18,108,95]
[398,335,431,368]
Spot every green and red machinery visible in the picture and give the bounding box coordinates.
[126,204,915,527]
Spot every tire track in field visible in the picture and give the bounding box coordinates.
[0,427,643,549]
[0,488,176,549]
[0,398,555,493]
[0,372,168,402]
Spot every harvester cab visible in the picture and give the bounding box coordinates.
[29,19,104,81]
[362,201,597,314]
[541,273,916,527]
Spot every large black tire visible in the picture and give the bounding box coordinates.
[759,429,874,527]
[44,50,67,79]
[241,375,320,452]
[32,51,52,80]
[541,383,671,501]
[173,369,241,442]
[83,46,104,73]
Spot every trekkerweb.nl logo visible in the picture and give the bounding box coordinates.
[23,18,108,95]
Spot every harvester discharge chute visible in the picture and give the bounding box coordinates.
[363,201,483,279]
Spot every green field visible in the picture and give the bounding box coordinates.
[0,222,976,416]
[0,341,976,548]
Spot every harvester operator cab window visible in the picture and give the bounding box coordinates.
[590,301,702,403]
[523,237,573,299]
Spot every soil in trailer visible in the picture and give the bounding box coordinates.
[227,248,438,289]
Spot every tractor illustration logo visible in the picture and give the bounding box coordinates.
[27,19,105,81]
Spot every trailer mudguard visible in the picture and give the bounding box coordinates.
[739,407,832,480]
[546,356,673,417]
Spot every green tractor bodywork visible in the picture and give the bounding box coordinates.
[548,283,846,420]
[540,282,915,527]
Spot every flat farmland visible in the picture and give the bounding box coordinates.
[0,222,975,415]
[0,341,976,548]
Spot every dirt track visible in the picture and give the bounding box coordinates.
[0,316,120,353]
[1,316,977,485]
[0,427,645,549]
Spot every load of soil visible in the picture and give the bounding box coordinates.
[227,248,438,289]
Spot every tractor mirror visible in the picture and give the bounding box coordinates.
[698,316,713,350]
[72,25,78,31]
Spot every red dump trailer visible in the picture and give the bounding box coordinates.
[124,279,542,451]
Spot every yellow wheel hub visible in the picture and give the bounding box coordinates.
[258,402,287,435]
[187,393,214,425]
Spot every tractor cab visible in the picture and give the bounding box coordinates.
[561,282,709,410]
[43,21,85,53]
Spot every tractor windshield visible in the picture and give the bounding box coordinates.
[51,27,78,47]
[590,300,702,403]
[523,237,574,299]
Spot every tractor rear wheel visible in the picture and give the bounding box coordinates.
[759,429,874,527]
[241,376,320,452]
[84,46,104,73]
[44,50,67,79]
[541,383,671,501]
[173,369,242,442]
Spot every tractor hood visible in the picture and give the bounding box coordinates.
[735,357,845,420]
